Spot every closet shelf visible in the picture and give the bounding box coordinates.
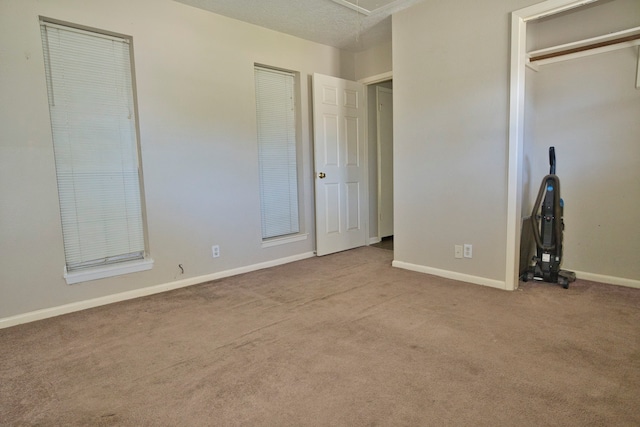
[527,26,640,66]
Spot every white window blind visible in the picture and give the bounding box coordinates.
[41,21,146,272]
[254,66,300,239]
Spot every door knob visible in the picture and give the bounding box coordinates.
[318,172,326,179]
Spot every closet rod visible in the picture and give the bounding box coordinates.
[530,33,640,62]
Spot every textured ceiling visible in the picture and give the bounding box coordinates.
[173,0,424,52]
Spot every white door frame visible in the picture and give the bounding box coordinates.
[359,71,393,86]
[506,0,599,290]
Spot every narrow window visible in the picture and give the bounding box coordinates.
[254,66,300,240]
[40,20,150,283]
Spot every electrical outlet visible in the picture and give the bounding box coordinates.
[464,244,472,259]
[212,245,220,258]
[454,245,463,259]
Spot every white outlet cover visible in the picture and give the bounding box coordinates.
[463,244,472,258]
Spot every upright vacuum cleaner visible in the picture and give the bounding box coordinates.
[521,147,576,289]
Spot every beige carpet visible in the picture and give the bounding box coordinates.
[1,246,639,426]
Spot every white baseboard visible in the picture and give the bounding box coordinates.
[392,260,507,290]
[0,252,315,330]
[569,270,640,289]
[369,237,382,245]
[392,261,639,291]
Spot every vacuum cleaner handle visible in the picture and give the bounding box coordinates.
[549,146,556,175]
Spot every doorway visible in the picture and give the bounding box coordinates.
[367,80,394,251]
[311,74,393,256]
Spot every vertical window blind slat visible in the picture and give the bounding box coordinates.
[41,22,146,271]
[255,67,300,239]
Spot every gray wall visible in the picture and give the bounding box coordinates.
[355,41,392,81]
[392,0,537,285]
[0,0,352,319]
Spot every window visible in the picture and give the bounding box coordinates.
[40,19,151,284]
[254,66,303,242]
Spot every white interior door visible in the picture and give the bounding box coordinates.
[313,73,367,256]
[376,86,393,238]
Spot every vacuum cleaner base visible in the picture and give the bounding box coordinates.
[558,270,576,289]
[521,265,576,289]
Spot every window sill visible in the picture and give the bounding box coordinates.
[64,258,154,285]
[261,233,308,248]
